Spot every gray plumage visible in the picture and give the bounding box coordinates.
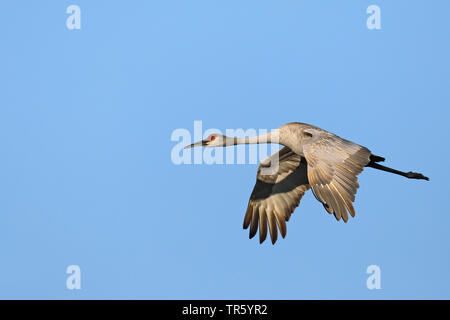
[185,122,429,245]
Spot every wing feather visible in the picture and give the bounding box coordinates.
[302,128,371,222]
[258,207,268,243]
[244,147,310,244]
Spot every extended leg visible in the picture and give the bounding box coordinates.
[366,162,429,181]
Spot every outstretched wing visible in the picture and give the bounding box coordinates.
[302,128,371,222]
[243,147,310,244]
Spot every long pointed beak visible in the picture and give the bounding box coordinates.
[184,140,207,149]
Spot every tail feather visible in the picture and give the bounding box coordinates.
[370,154,385,163]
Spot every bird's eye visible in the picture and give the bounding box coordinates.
[210,135,216,141]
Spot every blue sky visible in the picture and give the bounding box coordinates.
[0,1,449,299]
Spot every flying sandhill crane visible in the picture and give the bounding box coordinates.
[185,122,429,244]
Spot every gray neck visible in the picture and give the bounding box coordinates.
[231,130,280,145]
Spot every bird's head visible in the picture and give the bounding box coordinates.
[184,133,231,149]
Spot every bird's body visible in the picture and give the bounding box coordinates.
[185,122,428,244]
